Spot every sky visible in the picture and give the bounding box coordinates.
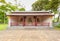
[5,0,37,11]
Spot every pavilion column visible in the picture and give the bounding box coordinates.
[17,16,18,26]
[36,16,37,26]
[34,16,37,26]
[23,16,26,26]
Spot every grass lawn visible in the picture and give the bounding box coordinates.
[0,24,8,30]
[54,27,60,30]
[0,24,60,30]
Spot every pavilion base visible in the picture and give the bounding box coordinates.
[7,26,53,30]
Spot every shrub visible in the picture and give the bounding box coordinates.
[55,23,60,28]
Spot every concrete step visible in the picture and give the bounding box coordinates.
[7,26,53,30]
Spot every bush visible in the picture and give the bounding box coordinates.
[55,23,60,28]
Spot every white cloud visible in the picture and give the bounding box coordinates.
[5,0,36,11]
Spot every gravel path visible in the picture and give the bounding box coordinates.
[0,29,60,41]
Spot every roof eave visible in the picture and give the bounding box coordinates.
[11,11,50,13]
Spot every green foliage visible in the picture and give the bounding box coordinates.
[0,0,6,3]
[0,3,18,24]
[32,0,60,13]
[49,0,59,13]
[28,18,32,23]
[53,18,58,22]
[0,0,25,24]
[32,0,49,11]
[19,8,25,11]
[0,4,18,12]
[55,23,60,28]
[0,24,7,30]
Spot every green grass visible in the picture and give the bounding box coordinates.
[0,24,8,30]
[54,27,60,30]
[0,24,60,30]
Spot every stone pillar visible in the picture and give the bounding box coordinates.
[49,16,53,28]
[8,16,11,27]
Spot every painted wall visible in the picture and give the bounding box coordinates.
[8,15,53,27]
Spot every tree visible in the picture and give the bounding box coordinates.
[0,3,18,24]
[0,0,6,3]
[32,0,60,22]
[32,0,49,11]
[32,0,59,12]
[0,0,25,24]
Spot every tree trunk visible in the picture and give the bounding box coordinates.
[59,13,60,22]
[57,13,60,22]
[54,14,55,22]
[57,14,59,22]
[4,13,5,24]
